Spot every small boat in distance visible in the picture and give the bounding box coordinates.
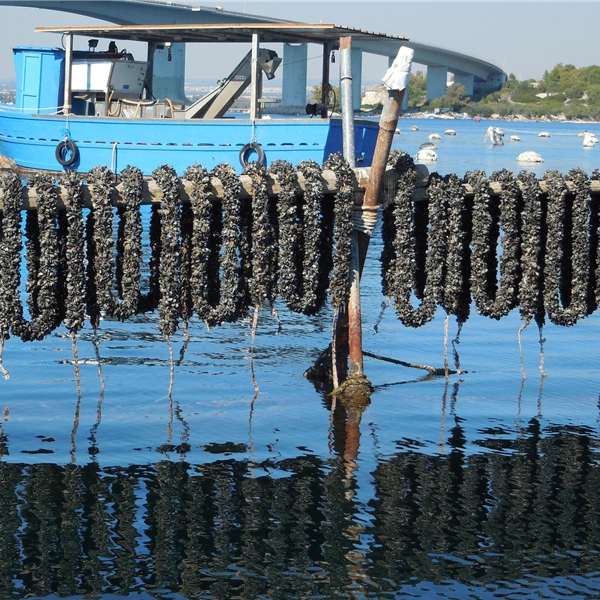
[0,22,402,175]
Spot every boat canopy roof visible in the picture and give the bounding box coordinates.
[35,22,409,47]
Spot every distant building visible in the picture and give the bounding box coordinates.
[361,85,387,107]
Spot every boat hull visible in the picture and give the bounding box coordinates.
[0,109,379,175]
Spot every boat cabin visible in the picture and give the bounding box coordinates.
[22,23,405,121]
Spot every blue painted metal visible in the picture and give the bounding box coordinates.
[0,108,379,175]
[0,40,380,175]
[13,47,64,113]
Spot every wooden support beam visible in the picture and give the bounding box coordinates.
[0,166,380,210]
[4,163,600,211]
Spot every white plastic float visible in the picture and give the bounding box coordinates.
[415,148,438,162]
[516,151,544,163]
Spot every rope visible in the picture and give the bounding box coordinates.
[152,165,182,338]
[352,204,380,235]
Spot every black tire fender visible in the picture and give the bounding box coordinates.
[55,138,79,167]
[239,142,265,167]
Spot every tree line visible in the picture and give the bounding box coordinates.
[408,63,600,120]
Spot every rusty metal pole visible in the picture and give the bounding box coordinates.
[338,36,365,378]
[357,86,406,271]
[347,47,412,381]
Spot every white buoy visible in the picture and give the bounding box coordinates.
[415,148,438,162]
[517,151,544,163]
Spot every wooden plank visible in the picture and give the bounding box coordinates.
[3,163,600,210]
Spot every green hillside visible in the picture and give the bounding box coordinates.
[409,64,600,121]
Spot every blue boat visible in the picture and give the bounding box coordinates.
[0,23,391,175]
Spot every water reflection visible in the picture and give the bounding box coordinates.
[1,383,600,598]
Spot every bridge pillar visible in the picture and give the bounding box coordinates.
[453,73,474,96]
[282,43,308,112]
[426,66,448,101]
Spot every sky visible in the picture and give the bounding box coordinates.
[0,2,597,84]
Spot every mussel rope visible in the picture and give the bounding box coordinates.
[23,210,40,325]
[244,160,278,309]
[87,165,117,323]
[2,160,600,385]
[0,171,23,377]
[323,153,354,310]
[517,170,545,327]
[205,163,246,327]
[113,165,144,321]
[61,170,86,334]
[56,209,69,329]
[592,168,600,310]
[12,174,61,342]
[297,159,330,315]
[469,168,521,320]
[380,152,412,299]
[60,170,86,392]
[137,203,162,314]
[183,163,213,322]
[386,160,446,328]
[438,173,470,373]
[176,202,194,364]
[543,169,590,326]
[269,159,302,312]
[152,165,181,338]
[568,168,593,321]
[440,172,470,324]
[179,201,194,327]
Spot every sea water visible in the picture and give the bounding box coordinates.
[1,118,600,599]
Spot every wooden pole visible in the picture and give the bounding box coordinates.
[346,87,407,382]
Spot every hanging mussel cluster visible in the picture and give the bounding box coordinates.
[0,154,356,346]
[381,150,600,329]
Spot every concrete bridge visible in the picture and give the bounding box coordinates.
[0,0,506,107]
